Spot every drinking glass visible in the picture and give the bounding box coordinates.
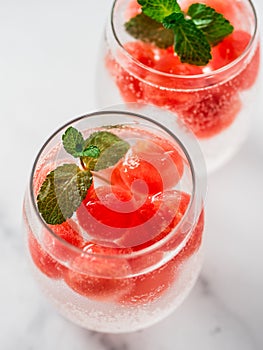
[96,0,260,172]
[23,106,206,333]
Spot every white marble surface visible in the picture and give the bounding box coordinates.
[0,1,263,349]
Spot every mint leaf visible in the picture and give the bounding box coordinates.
[124,1,234,65]
[125,13,174,49]
[82,131,130,170]
[37,127,130,225]
[163,12,211,66]
[37,164,92,225]
[62,127,85,158]
[94,141,130,171]
[84,131,125,152]
[138,0,181,22]
[82,145,101,158]
[188,3,234,46]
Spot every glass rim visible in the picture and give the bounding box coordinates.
[110,0,258,80]
[29,109,205,260]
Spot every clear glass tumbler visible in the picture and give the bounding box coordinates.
[96,0,260,172]
[23,106,206,333]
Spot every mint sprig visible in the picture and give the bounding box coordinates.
[37,127,130,225]
[125,1,234,66]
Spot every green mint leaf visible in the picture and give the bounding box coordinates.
[37,164,92,225]
[82,145,101,158]
[94,140,130,171]
[82,131,130,171]
[125,13,174,49]
[138,0,181,22]
[84,131,126,153]
[163,12,211,66]
[62,127,85,158]
[188,3,234,46]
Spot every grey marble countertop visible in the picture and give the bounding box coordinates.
[0,1,263,349]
